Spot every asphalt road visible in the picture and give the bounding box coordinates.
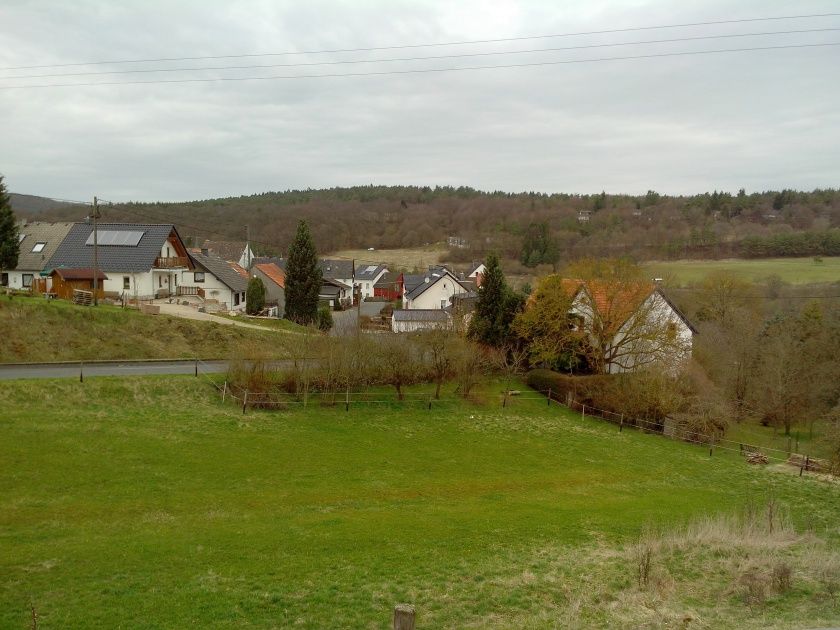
[0,360,230,380]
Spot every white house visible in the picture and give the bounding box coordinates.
[46,222,194,300]
[466,262,486,287]
[1,221,73,291]
[402,268,469,310]
[186,248,249,311]
[561,278,696,373]
[354,264,389,300]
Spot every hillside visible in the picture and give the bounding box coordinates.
[0,297,296,362]
[1,376,838,627]
[8,192,87,216]
[14,186,840,268]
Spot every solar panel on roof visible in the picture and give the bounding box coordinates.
[85,230,144,246]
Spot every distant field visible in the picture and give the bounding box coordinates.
[331,244,447,271]
[2,376,838,628]
[643,257,840,285]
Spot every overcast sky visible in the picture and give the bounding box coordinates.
[1,0,838,202]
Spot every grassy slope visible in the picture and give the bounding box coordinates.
[1,377,838,628]
[642,257,840,285]
[0,297,300,362]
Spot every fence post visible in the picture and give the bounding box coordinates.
[787,436,792,456]
[242,390,248,415]
[222,381,227,403]
[619,414,624,433]
[709,438,714,458]
[581,404,585,421]
[427,395,432,411]
[194,358,198,377]
[795,431,799,453]
[503,391,508,408]
[345,386,350,412]
[79,361,84,383]
[393,604,415,630]
[547,388,551,406]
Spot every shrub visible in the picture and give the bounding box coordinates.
[317,305,333,332]
[246,277,266,315]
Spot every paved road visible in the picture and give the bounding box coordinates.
[0,359,229,380]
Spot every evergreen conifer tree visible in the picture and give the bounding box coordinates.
[468,253,523,347]
[0,175,19,272]
[246,276,266,315]
[284,220,322,325]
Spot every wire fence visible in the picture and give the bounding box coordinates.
[194,359,828,475]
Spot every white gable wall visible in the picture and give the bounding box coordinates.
[404,274,468,310]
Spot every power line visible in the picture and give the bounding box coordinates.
[5,27,837,80]
[2,41,838,90]
[3,11,838,71]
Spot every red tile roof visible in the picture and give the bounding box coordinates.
[255,262,285,288]
[228,261,249,279]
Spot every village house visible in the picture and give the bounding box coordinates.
[252,262,286,316]
[200,240,255,270]
[466,261,486,287]
[402,267,469,310]
[391,309,451,333]
[0,221,73,292]
[354,264,389,300]
[46,222,194,300]
[558,278,696,373]
[186,248,248,311]
[373,271,402,301]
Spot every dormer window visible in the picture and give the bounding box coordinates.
[31,242,46,253]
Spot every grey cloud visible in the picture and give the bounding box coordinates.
[1,0,838,201]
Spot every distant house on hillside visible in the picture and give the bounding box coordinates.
[578,210,592,223]
[319,278,352,309]
[553,278,696,373]
[46,223,194,301]
[1,221,73,292]
[448,235,469,248]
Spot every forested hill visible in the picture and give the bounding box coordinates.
[14,186,840,265]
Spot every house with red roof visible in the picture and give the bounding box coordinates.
[252,262,286,316]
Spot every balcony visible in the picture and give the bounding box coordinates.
[154,256,188,269]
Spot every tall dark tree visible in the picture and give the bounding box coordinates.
[284,220,322,325]
[468,252,523,347]
[246,276,266,315]
[0,175,19,272]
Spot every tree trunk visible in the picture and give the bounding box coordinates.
[435,379,442,400]
[395,383,403,400]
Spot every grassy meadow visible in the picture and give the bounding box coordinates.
[330,245,447,271]
[0,296,299,363]
[1,376,839,628]
[642,257,840,286]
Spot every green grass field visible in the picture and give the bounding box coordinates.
[1,377,839,628]
[642,257,840,286]
[0,297,297,362]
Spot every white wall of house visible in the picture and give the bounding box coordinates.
[179,268,245,311]
[358,269,388,299]
[607,293,693,373]
[570,288,693,373]
[3,270,34,289]
[404,274,468,310]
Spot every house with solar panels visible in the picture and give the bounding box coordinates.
[45,222,197,301]
[354,264,389,300]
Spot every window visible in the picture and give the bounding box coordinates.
[441,299,446,309]
[234,292,240,306]
[0,273,7,287]
[31,242,46,253]
[123,276,130,290]
[22,274,33,288]
[194,272,205,283]
[158,276,163,288]
[174,275,177,286]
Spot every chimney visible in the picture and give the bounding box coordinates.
[201,247,209,256]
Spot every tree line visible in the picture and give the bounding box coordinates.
[15,183,840,264]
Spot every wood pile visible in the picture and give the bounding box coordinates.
[746,452,769,465]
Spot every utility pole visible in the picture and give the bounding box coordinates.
[92,196,100,306]
[353,258,360,339]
